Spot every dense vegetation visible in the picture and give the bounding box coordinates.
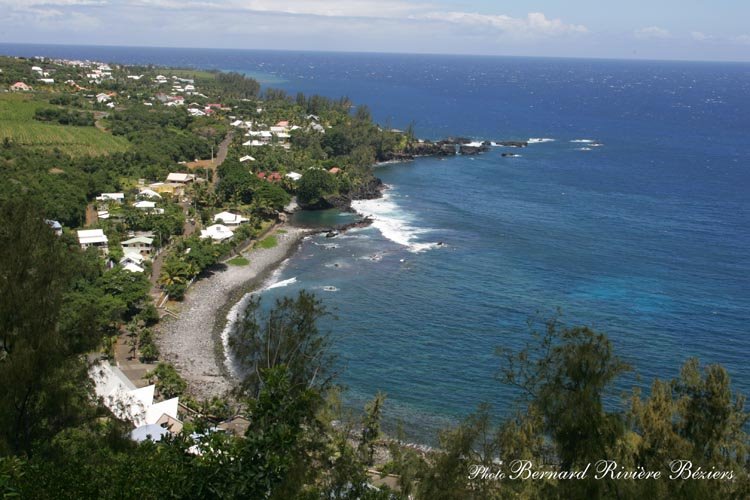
[1,55,747,499]
[1,206,748,498]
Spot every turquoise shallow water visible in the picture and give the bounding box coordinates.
[2,44,747,442]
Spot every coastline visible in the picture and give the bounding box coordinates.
[156,224,312,400]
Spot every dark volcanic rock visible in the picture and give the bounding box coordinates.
[460,143,491,155]
[497,141,528,148]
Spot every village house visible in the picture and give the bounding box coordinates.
[213,211,249,226]
[285,172,303,181]
[90,363,181,440]
[200,224,234,243]
[96,192,125,203]
[46,219,63,236]
[137,188,162,200]
[77,229,109,255]
[121,236,154,256]
[10,81,32,92]
[166,172,195,183]
[239,155,256,163]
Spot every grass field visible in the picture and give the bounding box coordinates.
[0,93,130,156]
[227,256,250,266]
[257,235,278,249]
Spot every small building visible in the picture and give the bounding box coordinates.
[138,188,162,200]
[213,211,249,226]
[285,172,302,182]
[96,192,125,203]
[239,155,256,163]
[45,219,63,236]
[200,224,233,243]
[122,262,145,273]
[134,200,156,210]
[120,252,145,267]
[77,229,109,255]
[121,236,154,256]
[38,78,54,84]
[10,81,32,92]
[328,167,342,175]
[166,173,195,183]
[96,92,111,103]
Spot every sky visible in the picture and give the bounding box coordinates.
[1,0,750,62]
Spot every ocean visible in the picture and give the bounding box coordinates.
[3,44,748,442]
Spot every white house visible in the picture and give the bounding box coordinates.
[38,78,54,84]
[242,140,266,147]
[90,363,180,429]
[134,200,156,210]
[123,262,145,273]
[200,224,234,243]
[239,155,256,163]
[138,188,162,200]
[120,252,145,266]
[96,192,125,203]
[46,219,63,236]
[213,211,249,226]
[285,172,303,181]
[96,92,111,103]
[121,236,154,256]
[166,172,195,183]
[77,229,109,254]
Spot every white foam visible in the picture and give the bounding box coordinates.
[528,137,555,144]
[577,147,592,151]
[322,286,338,292]
[571,139,595,143]
[464,141,485,147]
[221,292,254,378]
[265,277,297,290]
[351,193,437,253]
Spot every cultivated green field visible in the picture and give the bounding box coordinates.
[0,93,130,156]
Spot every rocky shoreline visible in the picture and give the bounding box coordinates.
[156,225,311,399]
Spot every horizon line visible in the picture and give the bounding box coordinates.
[1,41,749,66]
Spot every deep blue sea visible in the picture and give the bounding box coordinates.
[3,44,748,442]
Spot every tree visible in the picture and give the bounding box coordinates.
[359,392,386,466]
[0,199,103,455]
[229,291,336,399]
[296,168,337,208]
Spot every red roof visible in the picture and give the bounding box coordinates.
[268,172,282,182]
[328,167,341,174]
[275,120,290,127]
[207,103,222,108]
[256,172,266,179]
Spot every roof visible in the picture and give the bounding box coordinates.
[77,229,108,245]
[166,172,195,183]
[122,236,154,246]
[285,172,302,181]
[134,200,156,209]
[96,192,124,201]
[328,167,342,174]
[120,252,145,265]
[239,155,256,162]
[138,188,162,199]
[123,262,145,273]
[200,224,233,242]
[213,212,248,225]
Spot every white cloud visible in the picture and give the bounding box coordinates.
[127,0,430,19]
[416,11,588,38]
[690,31,712,42]
[634,26,671,40]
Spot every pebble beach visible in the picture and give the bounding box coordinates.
[156,225,310,399]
